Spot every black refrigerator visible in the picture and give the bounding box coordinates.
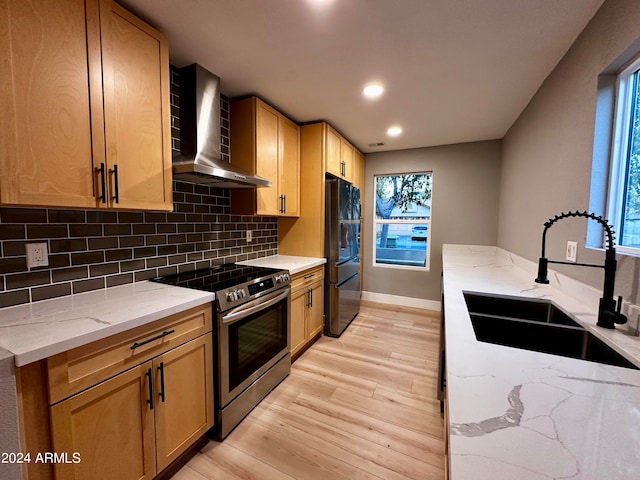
[324,175,361,337]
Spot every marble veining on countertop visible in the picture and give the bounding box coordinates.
[443,244,640,480]
[237,254,326,275]
[0,281,214,367]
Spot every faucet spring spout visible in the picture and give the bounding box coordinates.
[534,210,626,329]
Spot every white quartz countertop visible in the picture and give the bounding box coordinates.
[442,245,640,479]
[237,255,326,275]
[0,281,214,367]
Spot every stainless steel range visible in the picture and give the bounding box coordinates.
[153,264,291,438]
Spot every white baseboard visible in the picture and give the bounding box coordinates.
[361,291,440,311]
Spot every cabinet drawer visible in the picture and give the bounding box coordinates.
[291,265,325,293]
[47,304,212,404]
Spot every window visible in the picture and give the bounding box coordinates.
[373,173,432,269]
[608,55,640,255]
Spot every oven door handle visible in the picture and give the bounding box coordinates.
[221,288,290,325]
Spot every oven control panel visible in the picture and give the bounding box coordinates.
[216,269,291,312]
[248,278,274,296]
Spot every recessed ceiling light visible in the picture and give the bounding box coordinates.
[387,126,402,137]
[363,84,384,99]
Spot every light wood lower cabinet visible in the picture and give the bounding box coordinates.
[50,362,157,480]
[153,335,212,472]
[46,305,213,480]
[290,266,324,359]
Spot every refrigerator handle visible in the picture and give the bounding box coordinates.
[335,272,359,289]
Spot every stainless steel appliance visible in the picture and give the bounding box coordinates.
[152,264,291,438]
[172,64,271,188]
[325,175,361,337]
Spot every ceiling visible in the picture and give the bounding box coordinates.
[121,0,605,153]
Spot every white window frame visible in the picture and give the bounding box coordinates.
[372,173,432,271]
[608,54,640,257]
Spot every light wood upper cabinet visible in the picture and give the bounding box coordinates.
[352,150,365,192]
[325,126,342,180]
[340,138,354,183]
[279,122,365,259]
[325,125,354,183]
[279,115,300,216]
[231,97,300,216]
[100,1,172,211]
[0,0,100,208]
[0,0,172,211]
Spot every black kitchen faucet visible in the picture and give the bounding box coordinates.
[534,210,627,329]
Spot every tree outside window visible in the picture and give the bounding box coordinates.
[374,173,432,269]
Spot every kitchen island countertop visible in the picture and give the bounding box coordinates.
[443,244,640,480]
[238,254,326,275]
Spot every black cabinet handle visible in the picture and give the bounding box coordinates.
[283,194,286,214]
[158,362,165,403]
[109,164,120,203]
[146,367,154,410]
[130,329,175,350]
[97,163,107,203]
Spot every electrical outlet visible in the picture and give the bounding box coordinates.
[566,241,577,263]
[246,230,252,243]
[26,242,49,269]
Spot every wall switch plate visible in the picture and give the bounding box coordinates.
[566,241,578,263]
[246,230,252,243]
[26,242,49,269]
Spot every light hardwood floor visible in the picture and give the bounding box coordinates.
[174,301,445,480]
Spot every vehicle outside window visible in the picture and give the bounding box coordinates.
[373,173,432,269]
[411,225,428,240]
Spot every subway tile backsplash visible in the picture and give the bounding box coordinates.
[0,67,277,308]
[0,184,278,308]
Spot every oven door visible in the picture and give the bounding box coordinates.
[218,287,290,408]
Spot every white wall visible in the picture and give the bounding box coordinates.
[363,140,501,302]
[498,0,640,305]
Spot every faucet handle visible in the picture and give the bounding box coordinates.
[616,296,623,314]
[615,296,628,325]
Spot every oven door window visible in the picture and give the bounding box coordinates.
[227,299,288,392]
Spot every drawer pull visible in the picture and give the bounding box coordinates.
[158,362,166,403]
[131,329,175,350]
[303,273,315,279]
[146,368,154,410]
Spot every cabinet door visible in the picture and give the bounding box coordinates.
[100,0,172,211]
[290,289,308,357]
[154,335,214,472]
[307,281,324,339]
[340,138,354,182]
[352,150,365,192]
[325,126,342,178]
[50,362,157,480]
[255,101,280,215]
[279,116,300,217]
[0,0,104,208]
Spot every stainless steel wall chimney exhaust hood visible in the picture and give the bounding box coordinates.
[172,64,271,189]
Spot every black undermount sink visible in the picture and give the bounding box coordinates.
[463,292,639,370]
